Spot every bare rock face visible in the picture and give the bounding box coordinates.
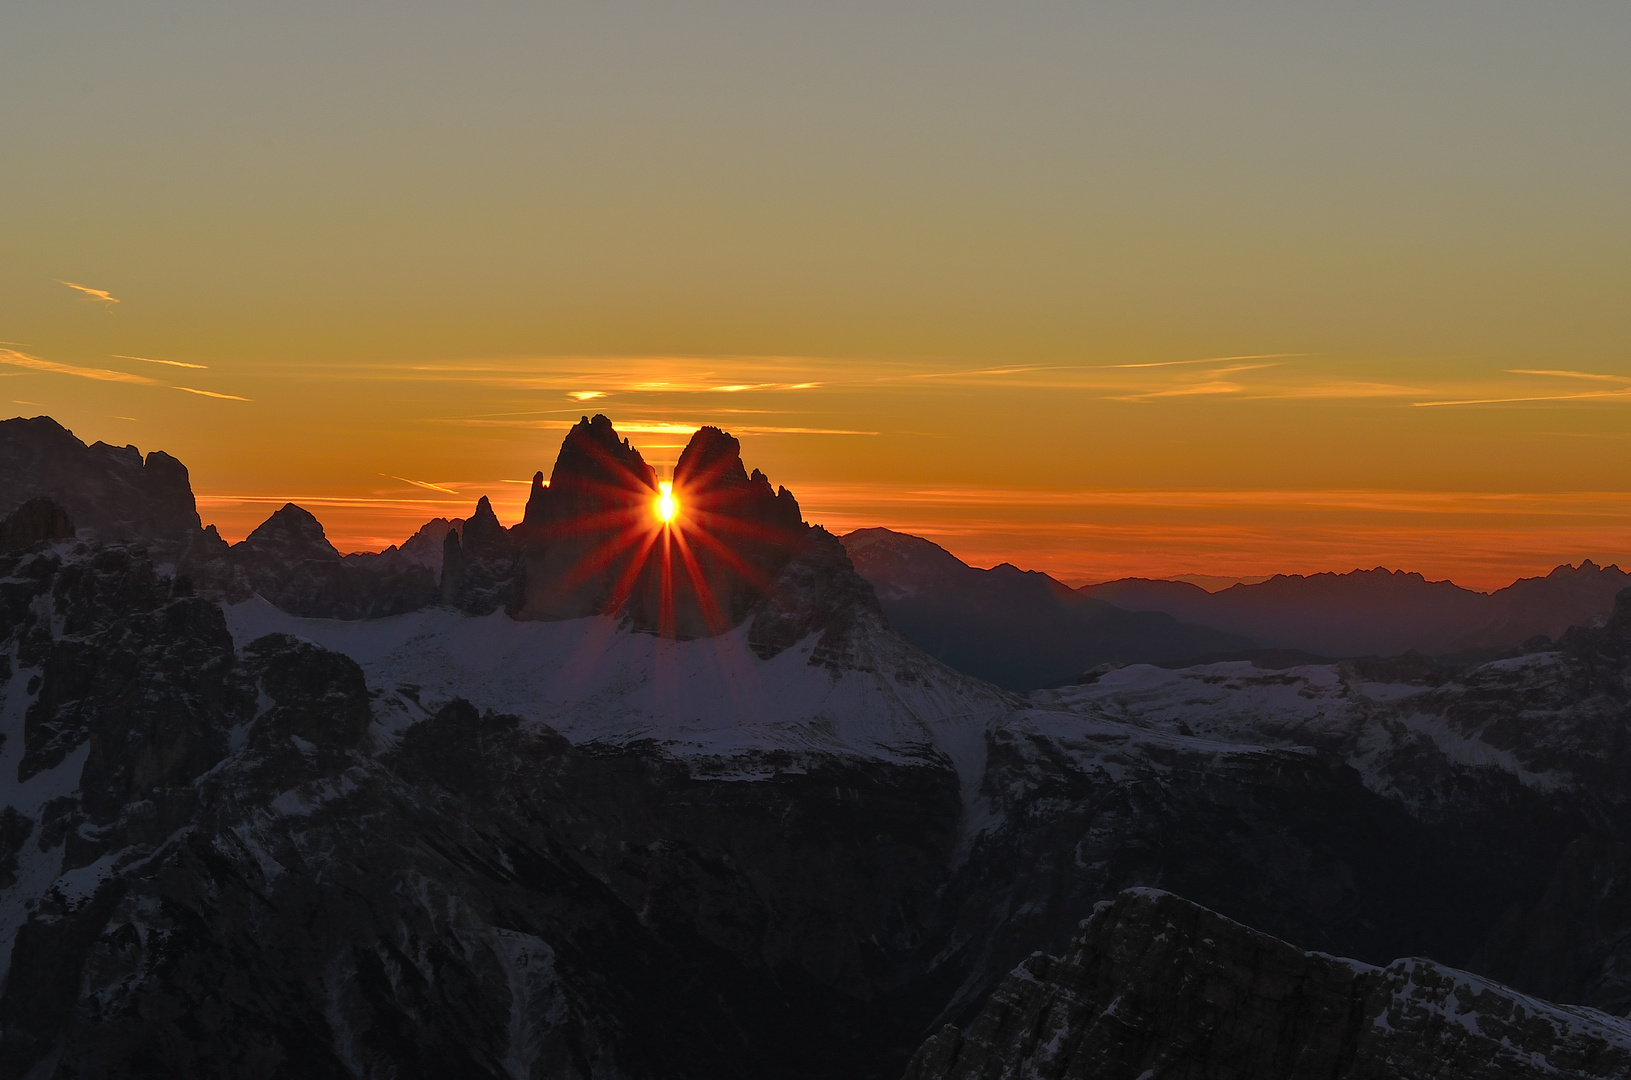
[0,497,74,554]
[510,414,661,620]
[0,416,200,542]
[440,496,517,614]
[906,889,1631,1080]
[620,426,807,638]
[511,417,810,638]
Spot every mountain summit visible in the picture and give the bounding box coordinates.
[512,415,810,638]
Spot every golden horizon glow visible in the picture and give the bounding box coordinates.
[4,5,1627,588]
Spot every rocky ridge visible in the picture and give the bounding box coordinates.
[905,888,1631,1080]
[0,416,200,543]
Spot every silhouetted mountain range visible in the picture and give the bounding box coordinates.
[7,412,1631,1078]
[841,525,1631,679]
[1085,563,1631,657]
[841,528,1249,690]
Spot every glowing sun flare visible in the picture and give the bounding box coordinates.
[655,481,678,523]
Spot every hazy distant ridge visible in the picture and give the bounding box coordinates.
[1086,563,1630,657]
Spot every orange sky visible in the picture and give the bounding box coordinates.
[3,4,1628,590]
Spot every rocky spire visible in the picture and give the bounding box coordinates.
[521,471,547,528]
[511,417,811,638]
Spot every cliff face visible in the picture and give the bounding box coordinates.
[509,414,660,621]
[906,889,1631,1080]
[0,416,200,543]
[511,417,809,638]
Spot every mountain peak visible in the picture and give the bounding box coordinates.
[237,503,340,562]
[511,416,810,638]
[674,425,750,490]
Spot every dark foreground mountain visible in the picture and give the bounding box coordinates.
[840,529,1249,690]
[6,414,1631,1078]
[906,889,1631,1080]
[0,415,199,542]
[1086,562,1631,658]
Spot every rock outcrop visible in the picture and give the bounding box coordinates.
[509,414,660,620]
[906,889,1631,1080]
[442,495,519,614]
[511,416,811,638]
[227,503,438,618]
[0,416,200,543]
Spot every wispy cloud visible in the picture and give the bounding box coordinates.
[383,474,460,495]
[1508,369,1631,384]
[900,365,1063,381]
[1412,369,1631,407]
[1100,353,1308,370]
[709,382,823,392]
[115,354,209,370]
[568,390,608,400]
[1,348,158,384]
[174,386,250,401]
[1413,390,1631,407]
[1243,381,1425,400]
[1110,381,1246,402]
[61,281,120,309]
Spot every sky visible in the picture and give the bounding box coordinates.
[2,1,1628,589]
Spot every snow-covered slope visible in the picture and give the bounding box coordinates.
[222,596,1004,802]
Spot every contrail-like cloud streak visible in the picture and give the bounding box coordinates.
[115,354,209,370]
[61,281,120,308]
[1,348,157,384]
[174,386,251,401]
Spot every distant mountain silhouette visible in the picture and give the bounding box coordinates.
[10,411,1625,669]
[840,528,1251,691]
[347,516,462,573]
[219,503,440,618]
[1086,563,1631,657]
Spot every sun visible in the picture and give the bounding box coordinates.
[655,481,678,523]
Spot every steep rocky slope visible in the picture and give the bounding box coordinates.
[905,889,1631,1080]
